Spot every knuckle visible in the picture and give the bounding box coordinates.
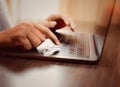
[16,31,25,38]
[16,28,28,38]
[15,25,32,38]
[22,22,33,28]
[45,28,51,34]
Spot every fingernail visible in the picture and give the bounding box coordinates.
[71,26,75,32]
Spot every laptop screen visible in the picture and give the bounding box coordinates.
[57,0,116,57]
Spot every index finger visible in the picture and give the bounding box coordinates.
[62,15,76,32]
[34,23,60,45]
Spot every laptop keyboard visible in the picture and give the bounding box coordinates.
[59,33,90,58]
[37,32,90,58]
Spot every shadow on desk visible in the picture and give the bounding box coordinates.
[0,22,120,87]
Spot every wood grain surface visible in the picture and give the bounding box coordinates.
[0,0,120,87]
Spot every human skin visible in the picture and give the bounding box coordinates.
[0,14,75,50]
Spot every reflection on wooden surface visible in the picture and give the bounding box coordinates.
[0,0,120,87]
[0,25,119,87]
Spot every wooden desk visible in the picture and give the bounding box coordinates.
[0,21,120,87]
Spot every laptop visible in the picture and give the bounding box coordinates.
[0,26,106,64]
[0,0,115,64]
[35,27,105,63]
[0,17,113,65]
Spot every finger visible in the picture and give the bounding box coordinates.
[59,15,70,26]
[48,14,75,31]
[33,29,46,42]
[62,15,76,31]
[39,20,57,28]
[68,18,76,32]
[34,23,60,45]
[47,14,69,25]
[27,31,42,47]
[19,37,32,50]
[25,21,46,42]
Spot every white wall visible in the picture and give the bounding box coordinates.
[10,0,114,26]
[20,0,59,21]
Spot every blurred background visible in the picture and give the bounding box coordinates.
[6,0,115,34]
[6,0,114,23]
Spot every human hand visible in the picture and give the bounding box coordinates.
[39,14,75,31]
[0,21,60,50]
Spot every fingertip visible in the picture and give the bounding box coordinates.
[72,27,76,32]
[63,20,69,26]
[56,40,61,45]
[70,23,76,32]
[72,28,75,32]
[61,16,69,25]
[68,25,75,32]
